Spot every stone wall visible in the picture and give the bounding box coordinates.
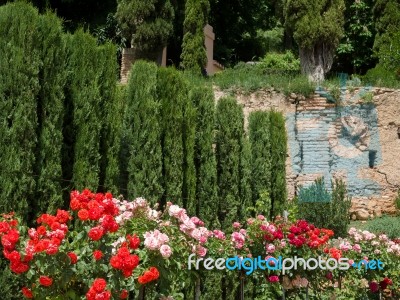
[214,87,400,219]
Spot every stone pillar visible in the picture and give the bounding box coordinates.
[120,48,136,84]
[204,24,215,76]
[120,46,167,84]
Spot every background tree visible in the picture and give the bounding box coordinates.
[115,0,175,63]
[373,0,400,71]
[180,0,210,74]
[334,0,376,74]
[284,0,345,82]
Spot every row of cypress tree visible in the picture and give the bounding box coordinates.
[0,2,120,224]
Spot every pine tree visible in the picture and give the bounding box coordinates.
[269,110,287,218]
[0,2,40,220]
[239,135,252,220]
[215,97,244,230]
[34,11,66,214]
[180,0,210,74]
[124,61,163,203]
[157,67,187,206]
[68,30,103,191]
[249,111,272,216]
[188,79,218,226]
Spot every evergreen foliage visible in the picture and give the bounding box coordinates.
[182,84,196,215]
[268,110,287,218]
[180,0,210,75]
[97,42,120,194]
[67,30,103,191]
[284,0,345,81]
[239,136,252,221]
[297,178,351,237]
[188,80,218,226]
[215,97,245,230]
[0,2,40,218]
[249,111,272,212]
[115,0,174,60]
[34,12,67,214]
[124,61,163,203]
[157,68,187,206]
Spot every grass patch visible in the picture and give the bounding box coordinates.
[211,62,315,96]
[350,215,400,239]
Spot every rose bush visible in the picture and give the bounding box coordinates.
[0,189,399,299]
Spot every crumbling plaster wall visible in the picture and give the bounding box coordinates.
[214,87,400,219]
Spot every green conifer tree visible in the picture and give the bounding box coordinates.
[180,0,210,74]
[68,30,103,191]
[35,12,66,214]
[249,111,272,216]
[124,61,163,203]
[157,68,187,206]
[0,2,40,219]
[268,110,287,218]
[188,80,218,226]
[215,97,244,230]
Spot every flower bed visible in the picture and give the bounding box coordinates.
[0,190,399,299]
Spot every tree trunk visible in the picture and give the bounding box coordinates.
[299,43,335,83]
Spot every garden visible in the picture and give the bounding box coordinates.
[1,0,400,299]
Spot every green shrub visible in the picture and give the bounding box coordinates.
[364,216,400,239]
[297,178,352,237]
[362,65,400,88]
[261,51,300,72]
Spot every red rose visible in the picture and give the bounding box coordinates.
[10,261,29,274]
[68,252,78,264]
[127,234,140,250]
[56,209,72,223]
[70,198,81,210]
[21,287,33,299]
[39,275,53,287]
[369,281,379,293]
[380,277,393,290]
[37,226,47,236]
[138,267,160,284]
[119,289,128,299]
[78,209,89,221]
[93,250,103,261]
[92,278,107,292]
[268,275,279,283]
[88,226,104,241]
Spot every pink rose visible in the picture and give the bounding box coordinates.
[160,245,172,258]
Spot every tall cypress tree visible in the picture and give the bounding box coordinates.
[215,97,244,230]
[34,12,66,214]
[97,42,120,194]
[68,30,102,191]
[249,111,272,216]
[0,2,40,219]
[188,80,217,225]
[269,110,287,217]
[182,83,196,215]
[239,135,252,220]
[157,68,187,207]
[124,61,163,203]
[180,0,210,74]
